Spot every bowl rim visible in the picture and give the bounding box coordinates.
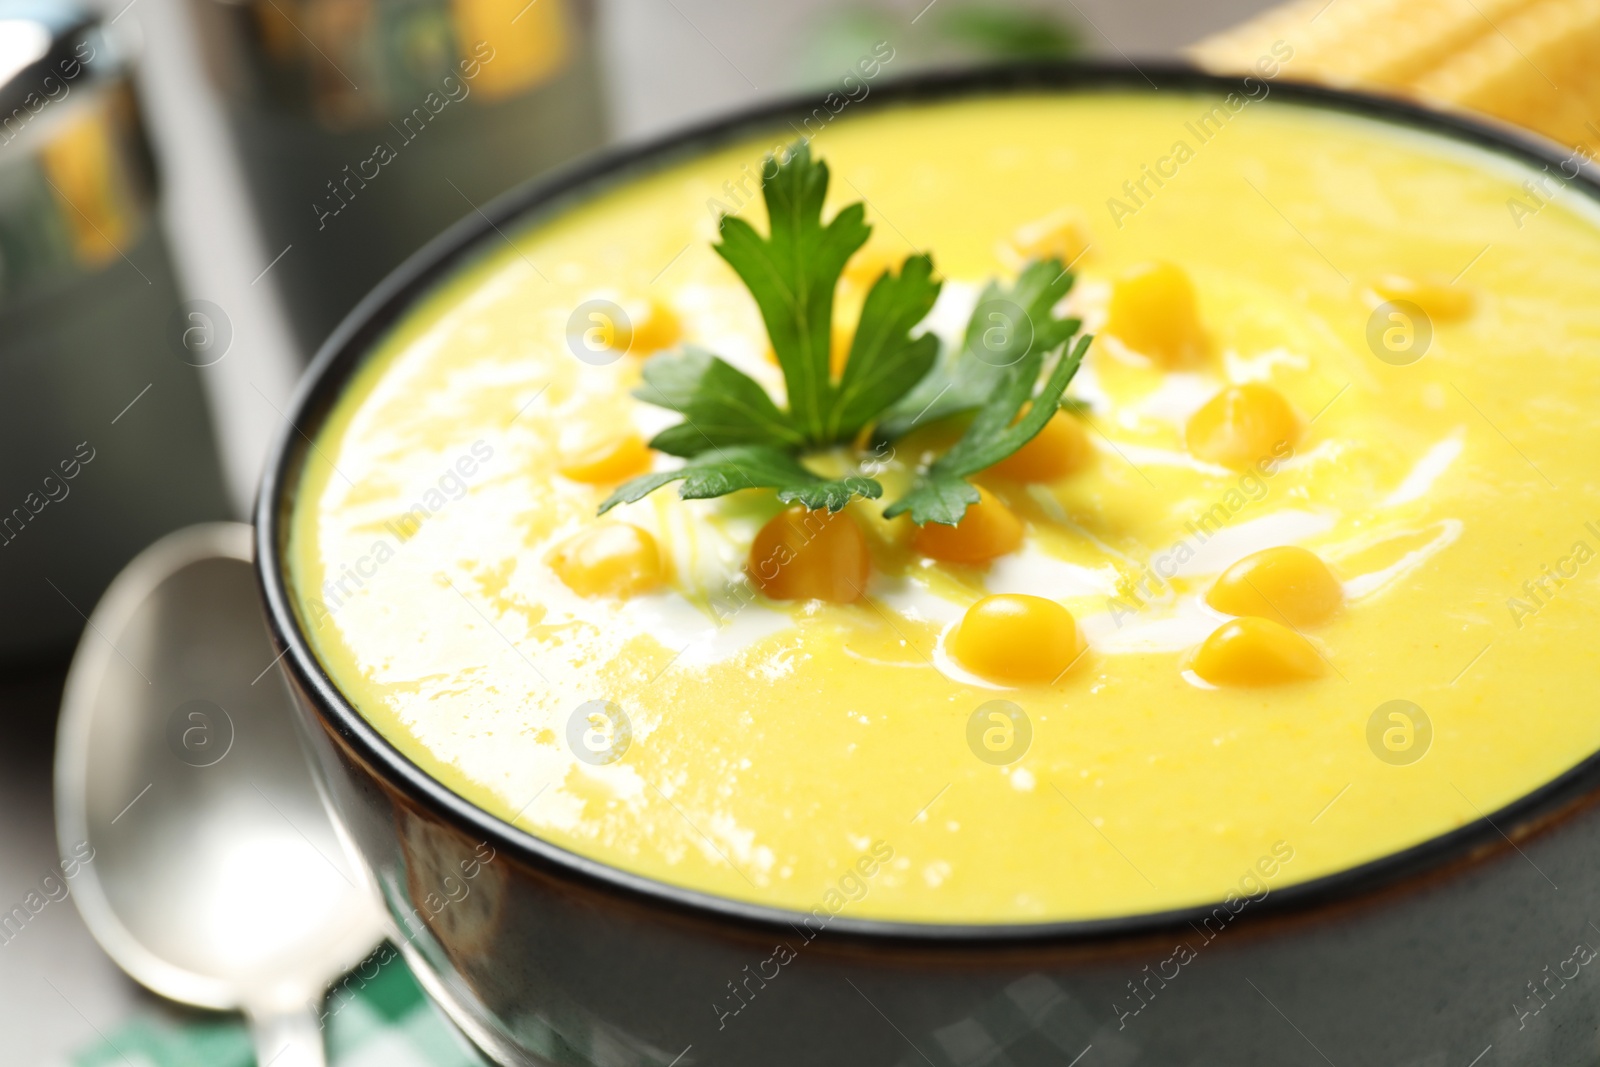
[256,59,1600,945]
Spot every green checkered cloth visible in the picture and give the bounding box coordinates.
[66,945,490,1067]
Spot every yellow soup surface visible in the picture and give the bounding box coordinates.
[289,92,1600,925]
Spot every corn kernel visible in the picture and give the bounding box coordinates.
[831,320,853,378]
[620,299,681,356]
[1002,209,1091,270]
[843,245,903,291]
[558,433,652,484]
[987,411,1092,482]
[548,524,664,599]
[1191,617,1325,687]
[1370,274,1475,323]
[749,505,871,603]
[912,486,1023,565]
[1105,262,1205,366]
[1186,384,1301,469]
[1207,546,1343,627]
[950,594,1083,686]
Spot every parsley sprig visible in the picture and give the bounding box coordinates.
[598,143,1090,527]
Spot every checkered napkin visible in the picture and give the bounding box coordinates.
[63,945,489,1067]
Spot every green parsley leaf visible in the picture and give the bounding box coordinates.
[592,142,1090,529]
[880,471,981,528]
[884,333,1092,526]
[635,347,803,457]
[713,142,869,444]
[827,253,942,441]
[598,445,882,516]
[876,259,1079,441]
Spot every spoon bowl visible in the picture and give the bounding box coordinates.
[55,523,384,1066]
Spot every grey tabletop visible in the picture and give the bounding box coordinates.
[0,665,143,1066]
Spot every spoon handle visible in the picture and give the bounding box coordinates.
[249,1004,327,1067]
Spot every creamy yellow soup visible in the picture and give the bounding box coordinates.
[289,92,1600,925]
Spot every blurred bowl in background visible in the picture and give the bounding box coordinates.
[188,0,610,356]
[0,0,229,665]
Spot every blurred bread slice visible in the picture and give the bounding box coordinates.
[1190,0,1600,153]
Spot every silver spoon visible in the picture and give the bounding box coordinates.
[55,523,385,1067]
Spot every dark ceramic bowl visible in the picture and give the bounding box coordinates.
[256,64,1600,1066]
